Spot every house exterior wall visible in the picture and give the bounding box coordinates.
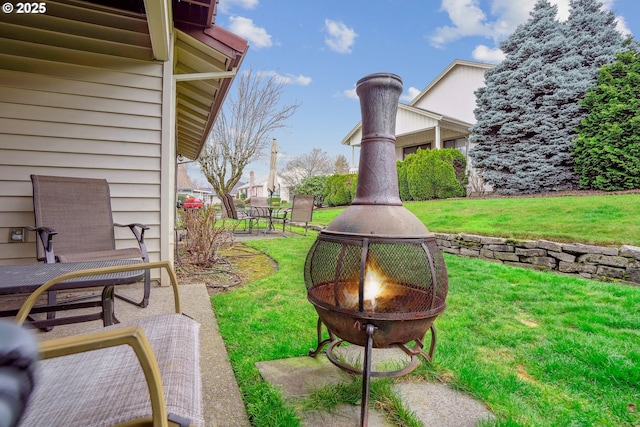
[411,64,487,124]
[396,108,440,135]
[0,42,164,266]
[239,176,292,203]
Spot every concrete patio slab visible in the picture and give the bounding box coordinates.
[256,348,494,427]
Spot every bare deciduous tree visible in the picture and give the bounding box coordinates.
[281,147,333,188]
[334,154,350,174]
[198,69,300,195]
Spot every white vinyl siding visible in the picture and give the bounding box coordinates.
[0,42,163,265]
[412,64,487,124]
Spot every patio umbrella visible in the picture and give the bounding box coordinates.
[267,138,278,198]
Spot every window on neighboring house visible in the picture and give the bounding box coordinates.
[444,138,467,156]
[403,143,431,159]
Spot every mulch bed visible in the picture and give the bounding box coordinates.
[175,243,277,295]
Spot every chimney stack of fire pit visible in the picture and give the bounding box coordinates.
[304,73,449,426]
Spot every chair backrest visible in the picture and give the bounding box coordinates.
[291,194,315,223]
[223,194,239,220]
[31,175,117,260]
[250,196,268,207]
[220,194,231,218]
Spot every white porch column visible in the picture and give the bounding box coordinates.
[434,124,442,149]
[351,145,355,169]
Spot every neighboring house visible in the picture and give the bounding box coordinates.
[0,1,248,277]
[237,171,292,203]
[341,60,493,181]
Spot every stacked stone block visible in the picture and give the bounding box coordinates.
[434,233,640,285]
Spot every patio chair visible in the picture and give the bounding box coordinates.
[13,261,204,427]
[248,196,269,217]
[281,194,315,236]
[222,194,257,234]
[28,175,150,311]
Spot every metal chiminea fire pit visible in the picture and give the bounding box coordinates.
[304,73,449,426]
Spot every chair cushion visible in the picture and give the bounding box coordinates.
[19,314,204,427]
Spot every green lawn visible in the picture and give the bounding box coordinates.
[212,232,640,427]
[311,194,640,246]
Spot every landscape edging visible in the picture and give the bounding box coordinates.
[434,233,640,285]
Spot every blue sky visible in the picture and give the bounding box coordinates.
[189,0,640,186]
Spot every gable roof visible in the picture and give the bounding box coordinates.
[340,59,492,146]
[408,59,494,107]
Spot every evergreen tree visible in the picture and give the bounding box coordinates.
[470,0,622,195]
[296,175,328,206]
[552,0,623,183]
[572,41,640,190]
[470,1,566,194]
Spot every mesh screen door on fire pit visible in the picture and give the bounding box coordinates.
[305,235,447,348]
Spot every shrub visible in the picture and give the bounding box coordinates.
[295,175,328,207]
[178,205,233,267]
[405,149,466,200]
[323,174,357,206]
[397,158,413,201]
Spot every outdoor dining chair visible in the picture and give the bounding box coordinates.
[248,196,269,219]
[282,194,315,236]
[28,175,151,311]
[222,194,257,234]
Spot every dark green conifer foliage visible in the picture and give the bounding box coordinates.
[469,0,622,194]
[402,149,466,200]
[573,41,640,190]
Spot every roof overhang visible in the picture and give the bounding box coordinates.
[341,103,473,147]
[172,23,247,159]
[145,0,248,160]
[1,0,247,161]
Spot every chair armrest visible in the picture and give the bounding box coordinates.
[114,223,150,262]
[39,325,169,427]
[15,261,182,326]
[280,208,291,219]
[115,223,150,231]
[25,226,57,263]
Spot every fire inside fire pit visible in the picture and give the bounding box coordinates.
[303,72,449,426]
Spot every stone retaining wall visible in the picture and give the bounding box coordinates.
[434,233,640,285]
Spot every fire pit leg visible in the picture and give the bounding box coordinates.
[360,323,376,427]
[309,317,335,357]
[427,324,437,360]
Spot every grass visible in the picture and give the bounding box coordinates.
[211,232,640,426]
[311,194,640,246]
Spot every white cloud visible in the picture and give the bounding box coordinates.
[550,0,570,21]
[324,19,358,54]
[431,0,631,62]
[217,0,259,14]
[257,70,312,86]
[400,87,421,102]
[342,87,358,100]
[228,16,272,49]
[614,15,632,37]
[429,0,502,48]
[428,0,581,48]
[472,44,505,63]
